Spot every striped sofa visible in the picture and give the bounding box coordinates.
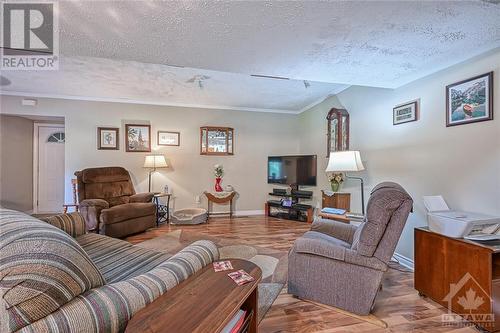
[0,208,219,333]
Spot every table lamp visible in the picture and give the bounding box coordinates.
[326,151,366,214]
[143,154,168,192]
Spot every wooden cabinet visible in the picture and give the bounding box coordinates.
[321,191,350,211]
[415,228,500,332]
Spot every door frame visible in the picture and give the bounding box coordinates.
[33,122,65,214]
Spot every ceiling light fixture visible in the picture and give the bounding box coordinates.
[251,74,290,80]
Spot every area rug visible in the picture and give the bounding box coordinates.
[137,230,288,322]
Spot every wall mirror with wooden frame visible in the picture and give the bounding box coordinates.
[200,126,234,155]
[327,108,349,157]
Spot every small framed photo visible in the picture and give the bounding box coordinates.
[125,124,151,152]
[446,72,493,127]
[393,101,418,125]
[97,127,119,150]
[158,131,180,146]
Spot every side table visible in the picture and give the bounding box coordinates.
[153,193,171,226]
[204,191,236,218]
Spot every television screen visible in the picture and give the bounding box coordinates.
[267,155,317,186]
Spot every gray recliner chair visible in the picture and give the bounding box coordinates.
[288,182,413,315]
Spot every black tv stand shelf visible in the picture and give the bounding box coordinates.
[265,188,314,223]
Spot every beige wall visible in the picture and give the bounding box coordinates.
[0,97,300,214]
[0,115,34,212]
[299,50,500,261]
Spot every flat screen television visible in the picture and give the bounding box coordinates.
[267,155,317,186]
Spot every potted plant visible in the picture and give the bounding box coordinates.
[214,164,224,192]
[328,173,344,192]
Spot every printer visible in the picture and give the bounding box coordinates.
[423,195,500,240]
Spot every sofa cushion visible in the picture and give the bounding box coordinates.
[356,182,412,257]
[0,209,105,332]
[41,212,87,238]
[77,233,171,283]
[100,202,156,224]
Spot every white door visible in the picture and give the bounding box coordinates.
[36,125,65,213]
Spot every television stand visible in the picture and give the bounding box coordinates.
[265,187,314,223]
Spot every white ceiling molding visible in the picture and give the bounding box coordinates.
[1,56,348,114]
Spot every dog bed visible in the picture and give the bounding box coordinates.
[170,208,208,225]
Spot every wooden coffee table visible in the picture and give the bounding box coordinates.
[125,259,262,333]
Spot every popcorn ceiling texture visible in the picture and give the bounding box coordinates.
[55,1,500,88]
[3,1,500,112]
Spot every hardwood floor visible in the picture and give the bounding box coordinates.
[126,215,478,333]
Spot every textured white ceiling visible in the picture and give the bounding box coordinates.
[56,0,500,88]
[2,57,347,113]
[2,0,500,113]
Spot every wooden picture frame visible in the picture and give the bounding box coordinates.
[125,124,151,152]
[446,72,493,127]
[97,127,119,150]
[158,131,180,146]
[200,126,234,156]
[393,101,418,125]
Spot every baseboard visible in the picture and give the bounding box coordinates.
[209,210,265,217]
[234,210,265,216]
[392,252,414,271]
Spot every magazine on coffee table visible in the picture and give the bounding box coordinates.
[213,260,233,272]
[228,269,254,286]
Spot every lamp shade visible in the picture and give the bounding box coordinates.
[326,151,365,172]
[143,155,168,169]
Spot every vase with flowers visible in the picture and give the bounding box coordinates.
[328,173,344,192]
[214,164,224,192]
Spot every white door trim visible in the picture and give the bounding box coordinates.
[33,123,65,214]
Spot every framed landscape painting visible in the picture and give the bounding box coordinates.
[393,101,418,125]
[158,131,180,146]
[97,127,119,150]
[126,124,151,152]
[446,72,493,127]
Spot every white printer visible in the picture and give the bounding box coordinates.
[423,195,500,240]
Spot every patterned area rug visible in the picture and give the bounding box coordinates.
[137,230,288,322]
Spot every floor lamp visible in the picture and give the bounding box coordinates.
[326,151,366,215]
[144,155,168,192]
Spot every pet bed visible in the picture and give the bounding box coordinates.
[170,208,208,225]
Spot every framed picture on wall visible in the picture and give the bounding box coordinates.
[393,101,418,125]
[158,131,180,146]
[97,127,119,150]
[125,124,151,152]
[446,72,493,127]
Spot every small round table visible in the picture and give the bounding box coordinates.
[153,193,171,225]
[204,191,236,219]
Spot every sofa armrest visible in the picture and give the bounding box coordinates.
[293,237,346,261]
[20,240,219,333]
[129,192,155,203]
[40,212,87,237]
[292,237,387,271]
[79,199,109,208]
[311,217,357,243]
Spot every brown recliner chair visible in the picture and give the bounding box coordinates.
[74,167,156,238]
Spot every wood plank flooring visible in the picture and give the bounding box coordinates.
[126,215,478,333]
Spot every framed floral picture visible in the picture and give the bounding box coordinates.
[97,127,119,150]
[158,131,180,146]
[125,124,151,152]
[446,72,493,127]
[393,101,418,125]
